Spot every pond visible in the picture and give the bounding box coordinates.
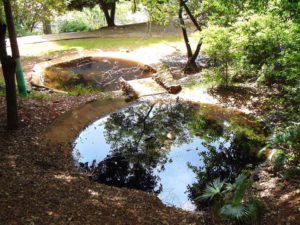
[72,100,266,211]
[44,57,156,92]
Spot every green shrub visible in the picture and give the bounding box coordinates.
[59,19,90,33]
[201,25,235,87]
[261,124,300,176]
[233,15,300,86]
[57,6,105,33]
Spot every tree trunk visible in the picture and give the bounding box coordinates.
[99,0,116,27]
[0,23,18,130]
[42,19,52,34]
[178,0,202,74]
[184,41,202,74]
[109,2,116,26]
[178,1,192,58]
[3,0,27,96]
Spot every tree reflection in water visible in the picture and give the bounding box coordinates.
[74,100,265,209]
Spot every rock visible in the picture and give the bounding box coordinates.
[253,182,264,191]
[153,70,182,94]
[119,77,138,100]
[168,85,182,94]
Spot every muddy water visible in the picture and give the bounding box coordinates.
[44,57,156,92]
[72,100,266,211]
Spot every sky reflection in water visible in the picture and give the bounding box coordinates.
[73,101,264,211]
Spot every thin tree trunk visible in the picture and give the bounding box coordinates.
[43,19,52,34]
[0,23,18,130]
[178,1,192,58]
[179,0,202,74]
[182,1,201,31]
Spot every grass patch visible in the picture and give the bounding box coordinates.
[0,77,5,97]
[67,84,101,96]
[20,37,181,56]
[28,91,53,100]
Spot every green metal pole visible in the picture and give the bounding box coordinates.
[3,0,27,96]
[15,58,27,95]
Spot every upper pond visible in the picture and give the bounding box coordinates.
[44,57,156,92]
[72,100,266,211]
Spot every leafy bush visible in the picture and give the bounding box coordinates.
[201,26,235,87]
[59,19,90,33]
[233,15,300,85]
[261,124,300,176]
[201,14,300,89]
[57,6,105,33]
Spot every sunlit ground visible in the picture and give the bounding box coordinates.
[16,37,184,57]
[9,33,216,105]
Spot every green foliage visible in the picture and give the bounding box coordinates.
[261,124,300,176]
[0,77,5,97]
[272,124,300,150]
[58,6,105,33]
[68,84,99,96]
[199,174,263,223]
[141,0,177,26]
[198,178,225,202]
[233,15,300,85]
[28,91,52,100]
[274,124,300,171]
[59,19,90,33]
[219,198,263,223]
[11,0,68,36]
[201,26,234,86]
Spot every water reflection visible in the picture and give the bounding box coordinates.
[73,100,265,210]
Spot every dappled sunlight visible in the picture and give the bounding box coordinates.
[17,42,69,57]
[17,36,185,61]
[54,173,77,183]
[87,189,100,197]
[177,87,219,105]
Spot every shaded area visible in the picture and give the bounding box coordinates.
[44,57,156,92]
[73,100,266,210]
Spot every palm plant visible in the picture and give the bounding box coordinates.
[197,178,226,202]
[199,174,262,224]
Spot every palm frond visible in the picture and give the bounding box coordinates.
[235,173,248,185]
[219,202,257,221]
[224,183,236,193]
[231,174,252,205]
[197,178,225,201]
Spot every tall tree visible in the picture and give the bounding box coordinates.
[3,0,27,96]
